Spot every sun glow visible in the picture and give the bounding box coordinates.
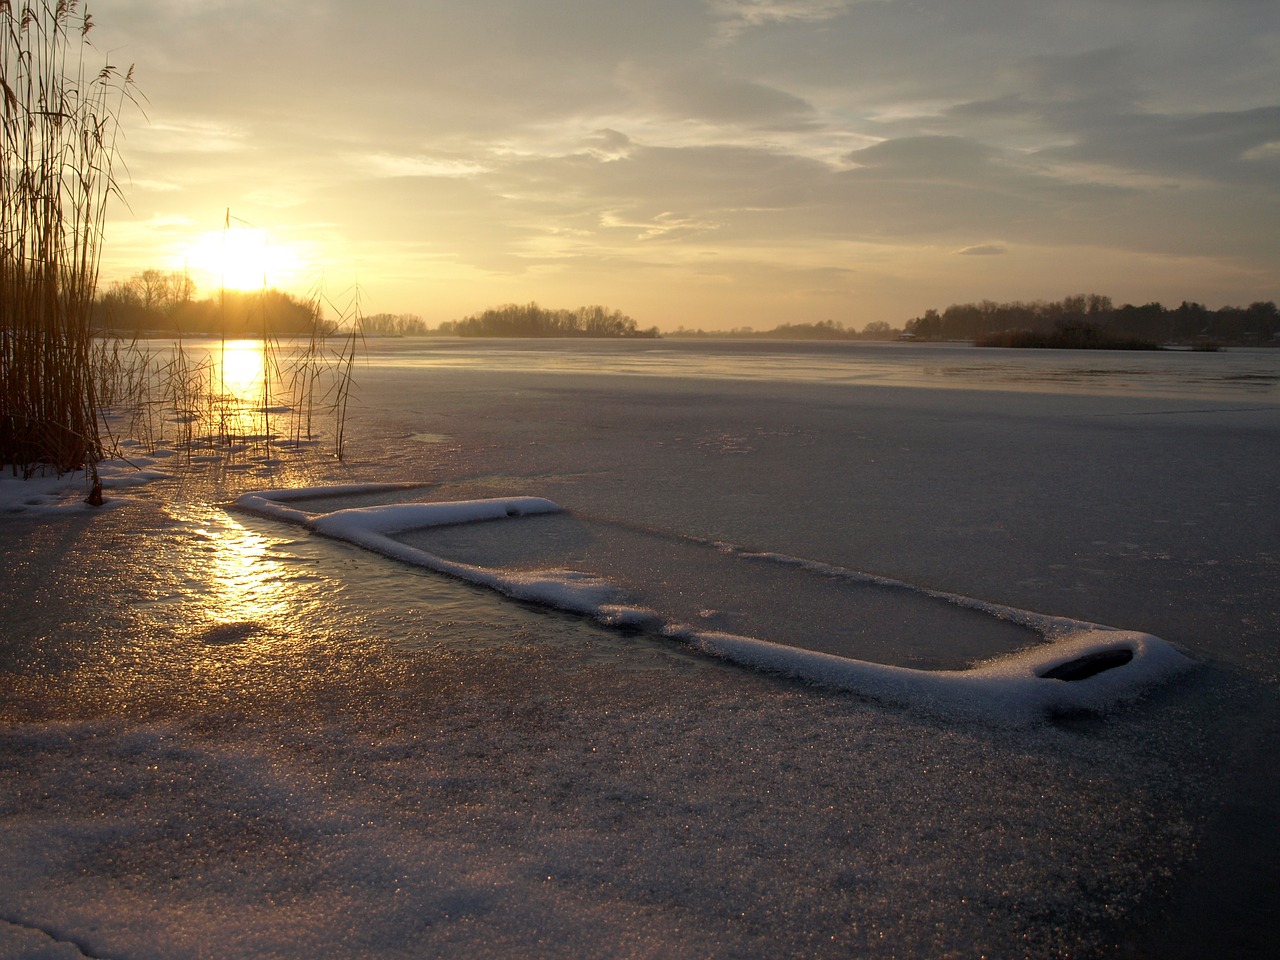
[182,226,305,292]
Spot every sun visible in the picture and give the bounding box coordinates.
[182,225,305,292]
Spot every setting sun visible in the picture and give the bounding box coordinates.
[181,224,304,293]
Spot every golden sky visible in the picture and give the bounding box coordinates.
[93,0,1280,330]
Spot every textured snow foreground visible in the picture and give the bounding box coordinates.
[237,487,1192,727]
[3,342,1278,959]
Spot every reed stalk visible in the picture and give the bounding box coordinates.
[1,0,136,476]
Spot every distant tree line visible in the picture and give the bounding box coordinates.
[93,269,330,338]
[903,295,1280,346]
[362,312,431,336]
[438,302,659,338]
[668,319,900,340]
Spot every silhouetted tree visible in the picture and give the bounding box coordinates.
[363,312,430,336]
[94,274,324,338]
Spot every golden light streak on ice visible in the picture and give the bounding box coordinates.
[215,340,267,406]
[197,515,291,634]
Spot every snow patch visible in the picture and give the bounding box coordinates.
[0,453,171,515]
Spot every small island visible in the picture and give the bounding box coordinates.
[974,322,1161,350]
[903,294,1277,349]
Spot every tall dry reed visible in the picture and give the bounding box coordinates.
[1,0,135,476]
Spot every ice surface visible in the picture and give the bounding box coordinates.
[3,341,1277,960]
[399,510,1040,666]
[0,921,91,960]
[236,485,1193,725]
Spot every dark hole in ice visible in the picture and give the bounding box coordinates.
[200,621,260,646]
[1039,647,1134,681]
[506,508,520,517]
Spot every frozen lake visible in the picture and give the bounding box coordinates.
[344,340,1279,677]
[362,336,1280,400]
[2,339,1278,958]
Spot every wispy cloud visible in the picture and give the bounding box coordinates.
[364,154,490,179]
[619,62,817,130]
[709,0,860,42]
[600,210,724,241]
[134,120,248,155]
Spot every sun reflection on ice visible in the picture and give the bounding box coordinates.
[210,339,283,443]
[208,521,288,627]
[173,506,294,645]
[216,340,267,405]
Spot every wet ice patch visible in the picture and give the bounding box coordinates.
[236,485,1194,725]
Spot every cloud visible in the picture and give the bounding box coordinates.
[1012,46,1143,107]
[846,136,996,174]
[1038,105,1280,185]
[364,155,490,179]
[600,210,724,241]
[491,142,831,227]
[621,64,817,129]
[131,120,249,156]
[1243,140,1280,163]
[708,0,876,43]
[585,130,635,161]
[956,244,1007,256]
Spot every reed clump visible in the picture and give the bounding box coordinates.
[93,286,363,465]
[1,0,135,476]
[3,7,359,482]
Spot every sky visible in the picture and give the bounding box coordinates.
[89,0,1280,330]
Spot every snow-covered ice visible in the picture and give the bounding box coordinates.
[0,448,170,514]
